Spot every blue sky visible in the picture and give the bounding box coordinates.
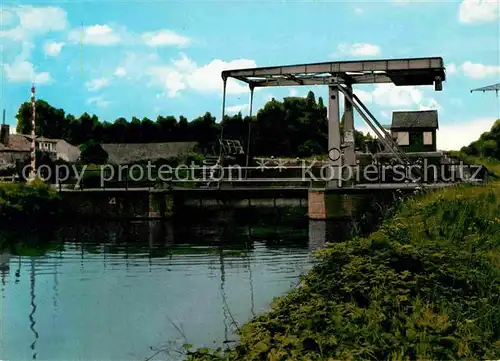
[1,0,499,149]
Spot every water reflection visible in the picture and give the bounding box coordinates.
[1,251,10,295]
[0,207,355,361]
[29,259,39,360]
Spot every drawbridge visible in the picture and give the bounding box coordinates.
[218,57,447,189]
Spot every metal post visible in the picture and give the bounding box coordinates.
[343,83,355,166]
[219,78,227,162]
[218,78,227,190]
[328,86,342,188]
[28,84,37,183]
[245,86,254,178]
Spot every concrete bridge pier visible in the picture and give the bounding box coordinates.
[308,190,357,220]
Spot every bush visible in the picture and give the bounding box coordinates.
[0,179,63,225]
[186,185,500,360]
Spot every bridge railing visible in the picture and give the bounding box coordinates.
[52,162,488,191]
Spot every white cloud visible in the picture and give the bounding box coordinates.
[353,84,441,112]
[289,88,298,97]
[172,53,197,71]
[187,58,256,94]
[460,61,500,79]
[459,0,500,24]
[17,6,67,32]
[68,24,191,49]
[354,7,363,14]
[227,104,249,114]
[147,67,186,97]
[142,29,191,47]
[353,89,373,104]
[87,96,111,109]
[3,61,52,84]
[446,63,458,75]
[117,52,256,97]
[114,67,127,77]
[337,43,381,57]
[85,78,109,91]
[69,24,121,46]
[1,6,67,43]
[437,118,497,150]
[0,5,65,83]
[115,51,160,80]
[44,41,64,56]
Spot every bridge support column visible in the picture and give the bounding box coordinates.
[327,86,342,188]
[308,190,357,220]
[148,192,174,218]
[343,83,356,166]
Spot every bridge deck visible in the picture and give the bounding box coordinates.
[55,182,461,193]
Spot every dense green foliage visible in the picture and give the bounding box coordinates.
[461,119,500,158]
[0,179,63,226]
[185,184,500,360]
[15,92,371,157]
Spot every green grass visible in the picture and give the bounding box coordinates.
[447,151,500,178]
[184,183,500,360]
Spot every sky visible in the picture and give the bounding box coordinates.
[0,0,499,150]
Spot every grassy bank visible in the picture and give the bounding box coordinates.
[185,183,500,360]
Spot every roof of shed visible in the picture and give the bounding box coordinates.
[101,142,199,165]
[391,110,438,129]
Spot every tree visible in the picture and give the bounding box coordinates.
[462,119,500,157]
[79,140,108,164]
[13,91,375,160]
[16,100,66,137]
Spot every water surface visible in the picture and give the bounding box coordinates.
[0,210,317,360]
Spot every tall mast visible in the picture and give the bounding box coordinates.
[28,84,37,182]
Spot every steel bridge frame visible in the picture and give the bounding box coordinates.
[220,57,446,188]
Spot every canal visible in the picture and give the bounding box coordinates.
[0,206,340,360]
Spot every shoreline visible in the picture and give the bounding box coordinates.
[185,182,500,360]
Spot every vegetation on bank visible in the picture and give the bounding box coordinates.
[0,179,63,226]
[184,183,500,360]
[453,119,500,175]
[460,119,500,159]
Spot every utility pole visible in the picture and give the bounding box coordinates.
[28,84,37,183]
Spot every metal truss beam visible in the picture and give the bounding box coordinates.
[471,83,500,93]
[249,74,394,87]
[223,57,445,89]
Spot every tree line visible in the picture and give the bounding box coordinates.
[461,119,500,159]
[15,91,372,158]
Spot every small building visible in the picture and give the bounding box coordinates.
[36,136,57,154]
[0,122,81,169]
[19,134,81,163]
[390,110,439,152]
[0,125,31,173]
